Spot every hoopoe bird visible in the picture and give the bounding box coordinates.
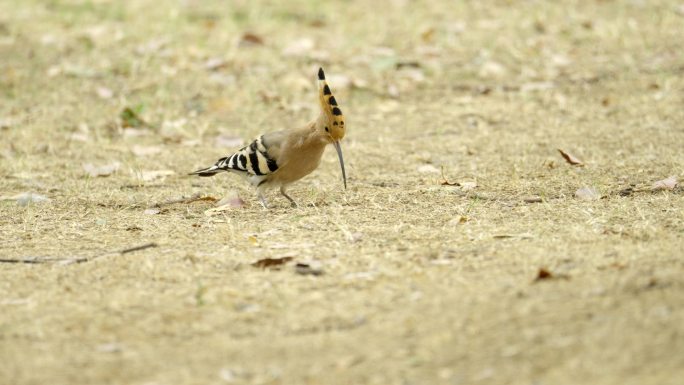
[191,68,347,208]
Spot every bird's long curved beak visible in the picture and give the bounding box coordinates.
[332,140,347,189]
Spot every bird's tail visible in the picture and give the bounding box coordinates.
[317,68,345,126]
[189,158,228,177]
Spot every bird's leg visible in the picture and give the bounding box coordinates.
[280,186,298,208]
[257,190,269,210]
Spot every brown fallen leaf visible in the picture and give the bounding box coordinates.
[239,32,264,46]
[252,256,294,269]
[308,19,326,28]
[193,196,219,203]
[439,167,460,186]
[537,268,553,280]
[534,267,569,282]
[651,176,678,191]
[557,149,584,166]
[83,161,121,177]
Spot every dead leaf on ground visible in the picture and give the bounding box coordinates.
[536,268,554,280]
[397,68,426,83]
[439,167,460,186]
[204,193,246,215]
[651,176,678,191]
[295,262,324,276]
[557,149,584,166]
[460,181,478,191]
[70,131,90,142]
[0,117,14,130]
[387,84,400,98]
[96,86,114,99]
[123,128,150,138]
[83,161,121,177]
[252,256,294,269]
[420,27,436,42]
[534,267,569,282]
[418,164,440,174]
[259,90,280,103]
[216,194,246,208]
[239,32,264,46]
[478,60,507,79]
[131,145,162,157]
[205,57,229,71]
[575,186,601,201]
[618,186,636,196]
[192,196,219,203]
[1,192,51,206]
[247,235,258,246]
[140,170,175,182]
[281,38,314,57]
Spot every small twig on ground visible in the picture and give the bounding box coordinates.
[0,242,159,265]
[120,242,158,255]
[0,257,65,264]
[149,193,217,208]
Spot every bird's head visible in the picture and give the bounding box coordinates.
[317,67,346,141]
[317,67,347,188]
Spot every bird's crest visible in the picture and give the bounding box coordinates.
[317,68,345,139]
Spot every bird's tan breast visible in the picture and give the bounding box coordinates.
[269,134,327,185]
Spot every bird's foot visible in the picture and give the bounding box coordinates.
[258,193,269,210]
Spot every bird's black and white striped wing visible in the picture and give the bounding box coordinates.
[191,135,280,178]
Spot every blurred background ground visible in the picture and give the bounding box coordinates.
[1,0,683,384]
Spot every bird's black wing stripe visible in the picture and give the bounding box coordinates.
[249,151,264,175]
[265,155,278,172]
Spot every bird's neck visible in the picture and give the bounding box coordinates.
[304,114,332,145]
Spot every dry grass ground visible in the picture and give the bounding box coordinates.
[1,0,683,384]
